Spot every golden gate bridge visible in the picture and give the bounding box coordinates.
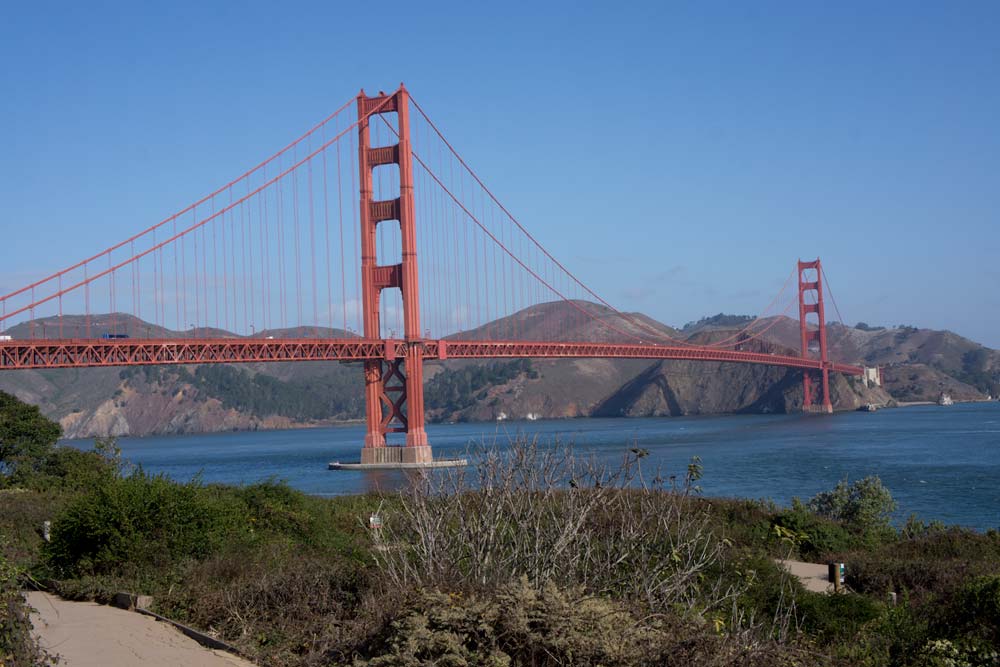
[0,85,864,466]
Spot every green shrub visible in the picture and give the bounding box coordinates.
[806,476,897,538]
[728,553,883,648]
[0,489,65,569]
[12,446,117,492]
[845,597,930,666]
[888,529,1000,563]
[0,391,62,480]
[703,498,778,553]
[847,554,968,602]
[231,482,376,560]
[44,469,229,578]
[796,590,883,644]
[42,468,374,585]
[846,530,1000,601]
[731,553,805,625]
[901,514,947,540]
[235,480,314,539]
[773,502,860,558]
[931,575,1000,650]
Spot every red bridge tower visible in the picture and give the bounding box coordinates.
[357,86,432,464]
[797,258,833,413]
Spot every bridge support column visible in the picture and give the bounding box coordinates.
[362,360,386,449]
[798,259,833,414]
[354,85,438,467]
[821,367,832,414]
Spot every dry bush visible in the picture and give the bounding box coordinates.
[155,542,381,667]
[366,438,827,664]
[356,578,703,667]
[355,577,821,667]
[372,438,738,617]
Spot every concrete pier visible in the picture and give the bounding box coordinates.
[329,456,468,471]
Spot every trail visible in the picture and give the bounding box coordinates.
[26,591,255,667]
[776,559,834,593]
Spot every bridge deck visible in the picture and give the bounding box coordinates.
[0,338,863,375]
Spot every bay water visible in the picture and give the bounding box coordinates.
[65,402,1000,530]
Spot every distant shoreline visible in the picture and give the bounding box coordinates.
[58,400,1000,442]
[895,398,996,408]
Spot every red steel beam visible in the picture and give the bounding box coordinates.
[0,338,864,376]
[431,341,862,375]
[0,338,382,370]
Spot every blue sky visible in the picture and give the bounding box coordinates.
[2,1,998,345]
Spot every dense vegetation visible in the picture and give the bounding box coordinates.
[120,363,365,421]
[2,390,1000,666]
[953,348,1000,396]
[683,313,756,331]
[424,359,536,418]
[0,392,61,477]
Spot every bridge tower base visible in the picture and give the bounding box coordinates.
[798,259,833,414]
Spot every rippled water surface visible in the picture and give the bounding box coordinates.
[66,402,1000,530]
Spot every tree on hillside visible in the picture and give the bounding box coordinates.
[807,476,896,535]
[0,391,62,477]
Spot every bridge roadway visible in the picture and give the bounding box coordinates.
[0,337,864,375]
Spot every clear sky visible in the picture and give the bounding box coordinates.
[2,2,998,346]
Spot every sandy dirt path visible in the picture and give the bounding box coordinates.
[26,591,256,667]
[776,559,835,593]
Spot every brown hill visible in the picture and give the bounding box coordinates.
[448,300,682,343]
[730,317,1000,401]
[425,332,888,424]
[0,316,364,438]
[1,305,992,438]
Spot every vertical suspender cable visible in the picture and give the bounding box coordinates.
[193,209,200,333]
[349,128,360,333]
[307,138,318,336]
[334,118,347,333]
[246,182,255,334]
[292,150,302,330]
